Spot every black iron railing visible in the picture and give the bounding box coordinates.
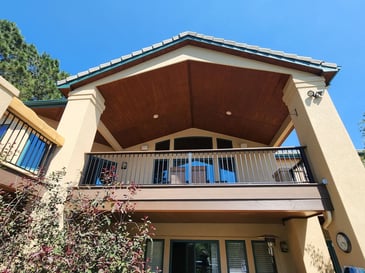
[0,110,55,175]
[80,147,314,186]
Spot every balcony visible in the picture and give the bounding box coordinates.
[76,147,332,222]
[80,147,314,186]
[0,110,56,190]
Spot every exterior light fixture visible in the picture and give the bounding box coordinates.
[307,90,324,98]
[225,111,232,116]
[280,241,289,252]
[153,114,159,119]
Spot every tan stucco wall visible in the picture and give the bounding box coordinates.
[286,217,333,273]
[47,87,105,185]
[91,127,264,152]
[283,76,365,268]
[126,128,264,151]
[0,76,19,118]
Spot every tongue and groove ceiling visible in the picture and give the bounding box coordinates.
[52,32,339,149]
[97,60,290,148]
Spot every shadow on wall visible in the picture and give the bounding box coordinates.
[305,244,334,273]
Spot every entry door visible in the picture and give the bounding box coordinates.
[170,240,220,273]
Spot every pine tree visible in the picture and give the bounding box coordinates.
[0,20,68,100]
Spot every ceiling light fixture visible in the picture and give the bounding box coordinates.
[225,111,232,116]
[153,114,159,119]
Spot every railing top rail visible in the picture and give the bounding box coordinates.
[85,146,306,155]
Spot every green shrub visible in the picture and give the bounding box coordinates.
[0,169,155,273]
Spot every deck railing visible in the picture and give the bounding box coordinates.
[80,147,314,186]
[0,110,55,175]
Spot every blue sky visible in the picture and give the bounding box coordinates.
[1,0,364,149]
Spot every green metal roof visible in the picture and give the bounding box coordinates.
[57,31,340,89]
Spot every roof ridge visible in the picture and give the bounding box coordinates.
[179,31,338,67]
[57,31,339,87]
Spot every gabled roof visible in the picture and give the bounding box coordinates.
[51,32,341,148]
[58,31,339,93]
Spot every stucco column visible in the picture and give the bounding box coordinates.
[286,217,333,273]
[283,76,365,268]
[0,76,20,117]
[47,87,105,186]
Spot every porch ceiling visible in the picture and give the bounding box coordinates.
[97,60,291,148]
[131,211,320,224]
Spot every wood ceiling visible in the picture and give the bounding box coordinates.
[130,211,320,224]
[97,60,290,148]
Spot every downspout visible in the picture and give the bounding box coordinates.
[322,210,333,230]
[321,210,343,273]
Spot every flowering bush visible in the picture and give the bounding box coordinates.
[0,169,155,273]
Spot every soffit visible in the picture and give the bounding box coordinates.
[131,211,320,224]
[97,60,290,148]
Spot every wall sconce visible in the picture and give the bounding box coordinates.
[280,241,289,252]
[307,90,324,98]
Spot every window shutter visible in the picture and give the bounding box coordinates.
[252,241,276,273]
[226,241,249,273]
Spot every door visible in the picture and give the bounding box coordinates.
[170,240,220,273]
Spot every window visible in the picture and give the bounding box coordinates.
[17,133,47,171]
[170,240,220,273]
[174,137,213,150]
[146,239,164,273]
[252,241,277,273]
[217,138,233,149]
[155,140,170,150]
[226,241,249,273]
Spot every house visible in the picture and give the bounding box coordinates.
[1,31,365,273]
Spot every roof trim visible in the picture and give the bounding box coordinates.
[24,98,67,108]
[58,31,340,90]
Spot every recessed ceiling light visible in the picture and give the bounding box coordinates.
[225,111,232,116]
[153,114,159,119]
